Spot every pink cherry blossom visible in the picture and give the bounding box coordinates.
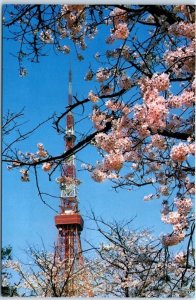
[170,143,189,162]
[40,30,54,43]
[188,143,195,155]
[20,169,29,182]
[88,90,99,102]
[143,194,154,201]
[105,100,129,113]
[174,198,192,215]
[95,133,116,153]
[151,134,166,149]
[160,185,169,196]
[169,21,195,39]
[109,8,127,26]
[114,23,129,40]
[185,181,195,194]
[42,163,52,172]
[174,252,186,265]
[164,40,195,74]
[91,109,107,130]
[37,150,48,158]
[91,169,106,182]
[161,211,181,225]
[96,68,110,82]
[169,90,195,108]
[104,153,124,171]
[118,74,132,90]
[140,73,169,94]
[161,233,184,247]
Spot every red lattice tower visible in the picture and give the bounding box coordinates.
[54,68,84,268]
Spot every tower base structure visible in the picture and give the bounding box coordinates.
[55,213,83,263]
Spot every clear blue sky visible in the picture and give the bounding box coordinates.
[2,8,180,262]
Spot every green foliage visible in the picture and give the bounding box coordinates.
[1,246,18,297]
[1,246,12,260]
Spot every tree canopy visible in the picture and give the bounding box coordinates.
[2,3,195,263]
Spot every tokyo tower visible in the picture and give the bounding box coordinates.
[54,68,84,270]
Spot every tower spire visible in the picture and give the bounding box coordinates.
[68,65,72,106]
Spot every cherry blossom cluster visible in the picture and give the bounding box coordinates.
[133,100,168,134]
[90,100,137,180]
[100,83,114,96]
[109,8,128,26]
[42,162,53,171]
[37,143,48,158]
[114,23,129,40]
[95,133,131,154]
[104,153,124,171]
[89,36,193,245]
[165,42,195,74]
[20,169,29,182]
[161,233,185,247]
[7,143,64,182]
[143,194,154,201]
[169,90,195,108]
[174,252,186,265]
[118,74,132,90]
[91,169,107,183]
[185,179,195,195]
[40,30,54,44]
[88,90,99,103]
[105,100,130,114]
[140,73,170,93]
[164,29,195,75]
[134,73,170,133]
[151,134,166,150]
[57,5,88,53]
[85,70,94,81]
[146,98,168,132]
[91,109,109,130]
[106,34,115,44]
[170,143,189,162]
[109,7,129,40]
[60,5,85,36]
[161,211,183,226]
[61,5,85,14]
[3,260,21,272]
[96,67,111,82]
[165,13,195,75]
[58,45,70,54]
[174,197,192,215]
[159,185,169,196]
[169,21,195,39]
[121,45,131,61]
[95,133,116,153]
[105,45,131,60]
[161,197,192,246]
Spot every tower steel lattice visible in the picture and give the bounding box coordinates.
[54,68,84,268]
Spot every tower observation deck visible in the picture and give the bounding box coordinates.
[55,68,83,266]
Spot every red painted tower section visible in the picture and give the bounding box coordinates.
[55,68,84,267]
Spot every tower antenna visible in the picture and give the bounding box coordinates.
[68,65,72,106]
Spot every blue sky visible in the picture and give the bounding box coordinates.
[2,8,181,262]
